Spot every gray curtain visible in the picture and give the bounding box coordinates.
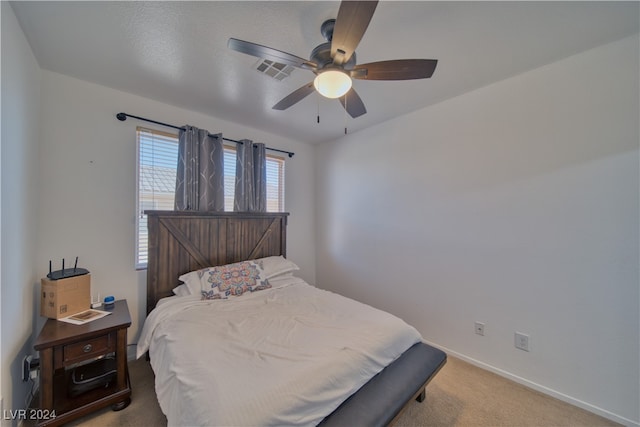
[234,140,266,212]
[175,126,225,211]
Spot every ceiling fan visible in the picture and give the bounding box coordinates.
[227,0,437,118]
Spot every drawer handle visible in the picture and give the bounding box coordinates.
[83,344,93,353]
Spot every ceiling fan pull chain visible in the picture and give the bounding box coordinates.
[317,92,320,124]
[344,95,348,135]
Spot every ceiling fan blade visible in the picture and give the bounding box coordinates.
[228,38,317,70]
[352,59,438,80]
[339,88,367,118]
[331,0,378,65]
[273,82,316,110]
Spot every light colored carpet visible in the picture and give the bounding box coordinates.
[62,356,619,427]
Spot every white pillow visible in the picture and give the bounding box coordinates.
[177,271,202,295]
[254,256,300,279]
[267,274,305,290]
[178,256,299,295]
[172,284,190,297]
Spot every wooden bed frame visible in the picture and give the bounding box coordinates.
[145,210,289,314]
[145,210,446,426]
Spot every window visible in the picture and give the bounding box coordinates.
[135,127,285,268]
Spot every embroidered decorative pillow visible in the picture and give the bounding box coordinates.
[199,260,270,300]
[201,288,225,300]
[179,256,298,296]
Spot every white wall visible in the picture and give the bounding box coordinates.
[315,35,639,425]
[35,70,316,350]
[1,3,42,423]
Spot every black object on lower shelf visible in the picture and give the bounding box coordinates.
[69,357,117,397]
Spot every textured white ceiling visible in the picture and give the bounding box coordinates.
[11,1,639,144]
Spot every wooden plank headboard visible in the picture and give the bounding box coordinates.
[145,211,289,314]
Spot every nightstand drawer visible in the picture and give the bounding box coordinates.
[63,333,114,365]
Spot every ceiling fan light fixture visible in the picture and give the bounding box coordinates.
[314,69,352,98]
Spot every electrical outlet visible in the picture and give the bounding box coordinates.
[22,355,40,382]
[515,332,529,351]
[474,321,485,336]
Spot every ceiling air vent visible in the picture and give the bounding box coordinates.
[254,59,295,81]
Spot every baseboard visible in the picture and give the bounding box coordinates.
[422,339,639,427]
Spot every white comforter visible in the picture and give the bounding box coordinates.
[137,278,422,427]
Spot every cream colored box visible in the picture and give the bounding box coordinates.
[40,274,91,319]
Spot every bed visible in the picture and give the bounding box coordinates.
[139,210,446,426]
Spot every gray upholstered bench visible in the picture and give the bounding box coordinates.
[320,342,447,427]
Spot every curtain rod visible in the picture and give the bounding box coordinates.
[116,112,294,158]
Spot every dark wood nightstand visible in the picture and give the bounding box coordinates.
[33,300,132,426]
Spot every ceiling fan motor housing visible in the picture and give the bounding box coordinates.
[310,42,356,72]
[311,19,357,72]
